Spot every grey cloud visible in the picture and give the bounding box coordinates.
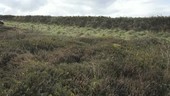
[1,0,47,12]
[59,0,116,16]
[0,0,137,16]
[0,0,170,17]
[67,0,115,7]
[94,0,115,7]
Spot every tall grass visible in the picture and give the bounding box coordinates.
[0,18,170,96]
[5,21,170,41]
[1,15,170,31]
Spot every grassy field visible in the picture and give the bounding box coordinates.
[0,21,170,96]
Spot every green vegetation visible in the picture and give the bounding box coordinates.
[5,21,170,41]
[0,16,170,96]
[1,15,170,31]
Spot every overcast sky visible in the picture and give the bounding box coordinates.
[0,0,170,17]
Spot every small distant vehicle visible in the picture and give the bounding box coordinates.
[0,20,4,25]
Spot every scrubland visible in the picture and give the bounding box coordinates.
[0,16,170,96]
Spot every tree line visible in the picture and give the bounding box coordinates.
[1,15,170,31]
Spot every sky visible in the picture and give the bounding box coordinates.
[0,0,170,17]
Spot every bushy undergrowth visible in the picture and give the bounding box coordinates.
[6,21,170,41]
[1,15,170,32]
[0,25,170,96]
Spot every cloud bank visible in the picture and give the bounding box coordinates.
[0,0,170,17]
